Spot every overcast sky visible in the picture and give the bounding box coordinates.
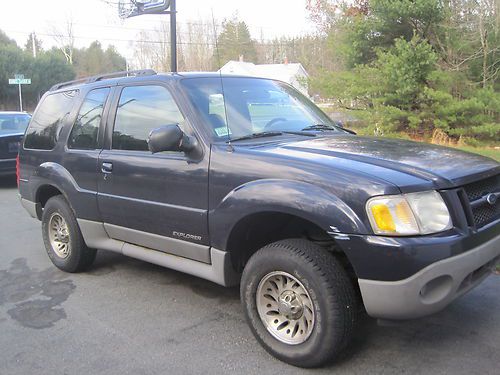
[1,0,315,61]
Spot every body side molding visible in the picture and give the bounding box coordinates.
[104,223,210,263]
[77,219,240,286]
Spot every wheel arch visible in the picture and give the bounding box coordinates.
[210,179,366,275]
[31,162,86,220]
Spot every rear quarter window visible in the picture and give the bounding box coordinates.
[24,90,77,150]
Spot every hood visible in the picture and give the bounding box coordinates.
[276,135,499,188]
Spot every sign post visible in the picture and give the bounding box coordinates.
[8,74,31,112]
[118,0,177,72]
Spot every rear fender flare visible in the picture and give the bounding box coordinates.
[33,162,97,220]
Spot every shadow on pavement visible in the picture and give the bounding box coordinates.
[90,250,240,302]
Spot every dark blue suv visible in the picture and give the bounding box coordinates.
[18,70,500,367]
[0,111,31,177]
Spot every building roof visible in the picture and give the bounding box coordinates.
[218,61,309,94]
[219,61,308,83]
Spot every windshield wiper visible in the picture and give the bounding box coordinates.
[229,130,317,143]
[301,123,356,134]
[301,124,337,132]
[229,131,284,142]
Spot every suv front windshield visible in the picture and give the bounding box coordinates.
[181,77,341,140]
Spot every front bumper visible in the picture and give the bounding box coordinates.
[358,233,500,319]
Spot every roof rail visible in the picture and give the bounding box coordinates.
[50,69,157,91]
[49,77,89,91]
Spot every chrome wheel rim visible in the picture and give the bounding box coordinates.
[256,271,315,345]
[48,213,71,258]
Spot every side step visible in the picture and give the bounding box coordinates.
[77,219,240,287]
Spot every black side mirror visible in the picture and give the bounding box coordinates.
[334,120,356,135]
[148,124,196,154]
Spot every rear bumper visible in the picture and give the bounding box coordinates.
[358,233,500,319]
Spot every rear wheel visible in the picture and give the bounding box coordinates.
[42,195,96,272]
[241,239,357,368]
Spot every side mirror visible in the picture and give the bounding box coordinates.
[334,120,356,135]
[147,124,196,154]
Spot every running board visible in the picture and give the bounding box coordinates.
[77,219,240,287]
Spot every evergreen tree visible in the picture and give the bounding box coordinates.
[214,16,257,67]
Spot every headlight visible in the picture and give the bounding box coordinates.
[366,191,452,236]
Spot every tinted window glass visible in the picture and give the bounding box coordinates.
[0,114,31,136]
[24,90,77,150]
[113,85,184,151]
[68,88,110,150]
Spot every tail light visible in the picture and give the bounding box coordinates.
[16,154,20,188]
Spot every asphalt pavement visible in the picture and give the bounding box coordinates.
[0,176,498,374]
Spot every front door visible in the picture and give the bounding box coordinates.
[97,84,210,263]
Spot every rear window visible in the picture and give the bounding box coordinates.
[0,114,31,136]
[24,90,77,150]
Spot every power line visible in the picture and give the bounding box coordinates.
[95,0,314,33]
[4,29,322,46]
[43,18,313,36]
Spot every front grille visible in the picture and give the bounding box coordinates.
[462,174,500,228]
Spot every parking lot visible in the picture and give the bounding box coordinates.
[0,177,498,375]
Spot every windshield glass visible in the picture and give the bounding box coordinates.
[0,113,31,136]
[181,77,341,140]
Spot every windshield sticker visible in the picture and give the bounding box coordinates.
[214,127,232,137]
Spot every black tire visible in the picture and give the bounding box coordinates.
[241,239,357,368]
[41,195,96,272]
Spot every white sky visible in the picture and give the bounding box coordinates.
[0,0,315,61]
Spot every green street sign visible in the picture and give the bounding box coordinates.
[9,78,31,85]
[8,75,31,112]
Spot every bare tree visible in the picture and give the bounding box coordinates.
[180,20,215,71]
[50,16,76,64]
[131,18,216,72]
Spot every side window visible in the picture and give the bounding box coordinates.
[68,88,110,150]
[112,85,184,151]
[24,90,77,150]
[208,94,230,137]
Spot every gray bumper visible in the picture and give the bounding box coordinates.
[19,196,40,219]
[358,233,500,320]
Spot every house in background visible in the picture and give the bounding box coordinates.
[218,57,309,95]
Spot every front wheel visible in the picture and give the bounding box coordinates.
[241,239,357,368]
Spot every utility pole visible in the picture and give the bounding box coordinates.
[170,0,177,72]
[18,83,23,112]
[31,32,37,58]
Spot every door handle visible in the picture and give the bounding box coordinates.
[101,162,113,173]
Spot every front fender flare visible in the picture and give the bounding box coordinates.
[209,179,368,250]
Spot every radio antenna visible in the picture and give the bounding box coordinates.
[211,9,232,148]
